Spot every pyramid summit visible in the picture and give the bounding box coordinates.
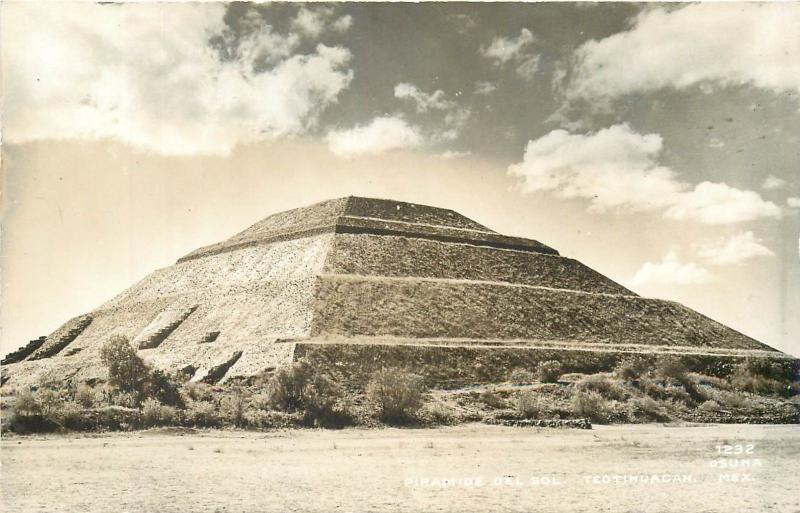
[2,196,791,387]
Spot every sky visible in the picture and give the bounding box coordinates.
[1,1,799,357]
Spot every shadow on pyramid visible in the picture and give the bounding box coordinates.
[2,196,793,388]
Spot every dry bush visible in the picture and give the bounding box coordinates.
[144,369,184,407]
[655,357,690,383]
[266,360,316,411]
[111,391,138,409]
[614,355,651,381]
[478,389,506,409]
[366,368,427,423]
[507,368,536,384]
[713,390,759,410]
[535,360,562,383]
[265,360,350,426]
[515,390,544,419]
[698,400,721,414]
[730,360,790,396]
[13,389,40,416]
[220,388,248,428]
[577,374,630,401]
[75,384,97,408]
[183,382,214,402]
[570,390,611,423]
[249,392,272,411]
[627,396,668,422]
[421,399,457,425]
[185,400,220,428]
[141,398,178,427]
[301,374,351,427]
[36,389,64,418]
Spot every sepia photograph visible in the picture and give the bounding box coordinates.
[1,1,799,512]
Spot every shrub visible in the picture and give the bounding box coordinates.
[422,400,456,425]
[366,368,427,423]
[301,374,350,427]
[36,388,64,418]
[100,336,149,394]
[265,360,350,426]
[730,361,789,396]
[13,389,41,416]
[535,361,562,383]
[266,360,316,411]
[515,390,544,419]
[144,369,183,407]
[571,390,610,423]
[186,400,219,428]
[655,357,689,383]
[111,390,139,409]
[220,388,248,428]
[508,368,536,384]
[141,398,178,427]
[614,355,651,380]
[75,384,97,408]
[627,396,667,422]
[577,374,629,401]
[478,390,506,409]
[698,400,721,414]
[183,382,214,402]
[249,392,272,411]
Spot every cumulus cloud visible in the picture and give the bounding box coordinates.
[3,3,353,156]
[480,28,540,80]
[697,231,774,266]
[326,116,422,158]
[331,15,353,33]
[628,251,712,287]
[508,124,781,224]
[762,175,787,190]
[291,7,352,36]
[394,83,454,113]
[787,197,800,208]
[393,83,471,143]
[566,3,800,102]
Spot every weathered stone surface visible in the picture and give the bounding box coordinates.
[326,234,631,295]
[2,196,794,388]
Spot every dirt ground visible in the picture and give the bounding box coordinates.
[2,424,799,513]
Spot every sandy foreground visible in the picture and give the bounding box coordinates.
[2,424,799,513]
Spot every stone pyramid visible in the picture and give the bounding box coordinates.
[2,196,790,387]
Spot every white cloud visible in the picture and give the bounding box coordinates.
[566,3,800,102]
[628,251,712,287]
[697,231,774,265]
[474,81,497,96]
[481,28,535,65]
[3,3,353,156]
[332,15,353,33]
[508,124,781,224]
[515,55,541,81]
[762,175,787,190]
[326,116,422,158]
[480,28,540,81]
[292,7,331,38]
[438,150,472,160]
[787,197,800,208]
[394,83,454,113]
[394,83,471,143]
[664,182,782,225]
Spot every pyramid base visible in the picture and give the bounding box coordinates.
[291,341,798,389]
